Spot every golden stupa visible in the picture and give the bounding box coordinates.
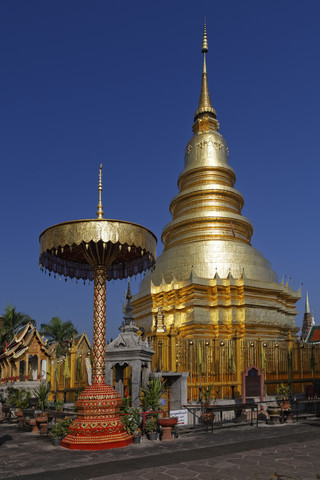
[132,23,300,342]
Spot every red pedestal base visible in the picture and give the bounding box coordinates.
[60,383,132,451]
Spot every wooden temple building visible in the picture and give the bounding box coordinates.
[47,332,92,402]
[0,323,92,402]
[0,323,50,384]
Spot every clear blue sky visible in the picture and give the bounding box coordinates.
[1,0,319,343]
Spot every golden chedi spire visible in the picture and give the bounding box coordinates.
[193,20,219,134]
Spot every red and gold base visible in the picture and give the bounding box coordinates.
[60,383,132,450]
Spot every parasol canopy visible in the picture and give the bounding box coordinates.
[39,218,156,281]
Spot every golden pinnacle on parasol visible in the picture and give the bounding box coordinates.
[96,163,104,219]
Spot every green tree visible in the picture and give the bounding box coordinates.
[0,304,36,348]
[40,316,78,357]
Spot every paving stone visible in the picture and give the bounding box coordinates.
[89,476,122,480]
[185,463,216,473]
[2,421,320,480]
[162,467,198,478]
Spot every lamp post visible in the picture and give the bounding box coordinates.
[220,341,225,398]
[275,343,279,380]
[189,341,193,401]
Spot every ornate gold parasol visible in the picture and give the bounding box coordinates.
[39,165,156,450]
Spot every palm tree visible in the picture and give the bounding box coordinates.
[39,316,78,358]
[0,304,36,349]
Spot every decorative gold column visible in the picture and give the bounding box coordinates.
[69,344,76,390]
[234,331,242,396]
[169,328,178,372]
[92,266,107,384]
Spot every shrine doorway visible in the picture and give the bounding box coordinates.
[19,360,26,381]
[242,365,264,403]
[28,355,38,380]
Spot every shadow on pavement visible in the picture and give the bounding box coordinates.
[0,434,12,446]
[305,421,320,428]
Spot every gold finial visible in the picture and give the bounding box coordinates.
[202,19,208,53]
[193,19,219,132]
[96,164,104,219]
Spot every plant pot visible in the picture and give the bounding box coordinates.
[148,432,157,441]
[36,415,47,423]
[201,412,215,425]
[267,406,281,424]
[157,417,178,441]
[28,418,40,434]
[52,438,61,446]
[36,415,48,435]
[157,417,178,428]
[16,411,24,428]
[133,435,141,444]
[284,412,294,424]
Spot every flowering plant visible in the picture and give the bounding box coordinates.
[121,407,141,435]
[145,416,158,434]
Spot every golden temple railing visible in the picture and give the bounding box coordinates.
[147,335,320,402]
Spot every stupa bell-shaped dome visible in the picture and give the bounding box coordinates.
[141,22,277,288]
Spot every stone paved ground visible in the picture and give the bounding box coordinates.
[1,421,320,479]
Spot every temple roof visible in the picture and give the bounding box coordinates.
[306,325,320,344]
[0,323,49,361]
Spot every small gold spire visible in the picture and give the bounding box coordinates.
[193,20,219,132]
[96,164,104,219]
[202,20,208,74]
[202,19,208,53]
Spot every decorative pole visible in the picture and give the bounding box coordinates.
[92,266,107,384]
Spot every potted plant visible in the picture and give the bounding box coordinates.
[276,383,291,405]
[54,400,64,412]
[33,382,50,414]
[141,377,167,412]
[202,384,214,405]
[145,417,158,440]
[4,387,19,421]
[276,383,292,422]
[13,389,31,428]
[132,427,142,444]
[141,377,167,438]
[32,382,51,434]
[49,418,72,446]
[121,407,141,436]
[201,384,217,426]
[120,396,142,443]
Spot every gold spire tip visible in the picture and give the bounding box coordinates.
[96,164,104,219]
[202,19,208,53]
